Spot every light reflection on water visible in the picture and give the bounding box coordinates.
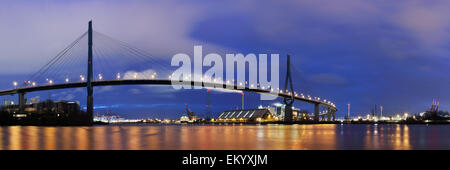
[0,124,448,150]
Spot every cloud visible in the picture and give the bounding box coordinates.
[309,73,348,86]
[129,88,141,94]
[96,86,114,93]
[123,69,157,79]
[0,0,230,74]
[59,94,75,101]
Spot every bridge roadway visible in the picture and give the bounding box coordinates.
[0,79,337,111]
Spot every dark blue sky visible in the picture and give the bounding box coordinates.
[0,0,449,118]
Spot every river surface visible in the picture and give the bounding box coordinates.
[0,124,448,150]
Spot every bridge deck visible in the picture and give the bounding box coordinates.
[0,79,336,110]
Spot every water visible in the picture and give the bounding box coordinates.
[0,124,448,150]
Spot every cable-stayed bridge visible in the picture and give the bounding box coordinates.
[0,21,337,123]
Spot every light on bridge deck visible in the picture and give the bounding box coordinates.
[13,81,18,88]
[49,80,53,84]
[80,75,85,81]
[98,74,103,80]
[65,78,69,83]
[116,73,121,80]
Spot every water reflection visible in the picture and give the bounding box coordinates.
[0,124,448,150]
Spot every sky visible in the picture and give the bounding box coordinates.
[0,0,449,119]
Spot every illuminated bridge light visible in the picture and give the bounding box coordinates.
[65,78,69,83]
[32,82,36,86]
[117,73,121,80]
[13,81,18,87]
[49,80,53,84]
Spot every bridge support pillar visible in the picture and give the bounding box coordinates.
[18,92,25,113]
[327,108,331,121]
[284,104,293,122]
[314,103,319,121]
[332,110,336,121]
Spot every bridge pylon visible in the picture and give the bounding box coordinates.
[283,54,294,122]
[86,20,93,124]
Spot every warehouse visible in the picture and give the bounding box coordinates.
[215,109,276,122]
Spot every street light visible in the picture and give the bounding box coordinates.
[13,81,18,88]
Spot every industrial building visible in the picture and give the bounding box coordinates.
[214,104,311,123]
[214,108,278,122]
[0,99,88,125]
